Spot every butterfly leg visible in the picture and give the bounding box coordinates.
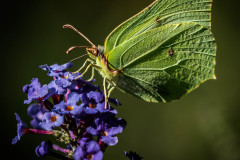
[107,83,111,89]
[75,63,99,80]
[86,67,95,82]
[103,77,109,109]
[74,63,92,79]
[73,58,95,74]
[103,81,116,109]
[107,86,115,99]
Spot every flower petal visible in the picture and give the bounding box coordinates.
[92,151,103,160]
[73,146,85,160]
[86,141,100,153]
[101,136,118,146]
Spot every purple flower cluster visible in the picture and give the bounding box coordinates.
[12,63,129,160]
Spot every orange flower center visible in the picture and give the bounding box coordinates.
[50,115,57,122]
[89,103,96,108]
[86,154,93,160]
[100,131,108,136]
[66,105,74,111]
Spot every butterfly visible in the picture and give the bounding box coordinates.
[64,0,216,105]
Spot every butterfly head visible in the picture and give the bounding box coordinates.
[86,45,104,59]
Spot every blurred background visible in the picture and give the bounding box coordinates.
[1,0,240,159]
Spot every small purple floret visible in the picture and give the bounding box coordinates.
[73,141,103,160]
[12,113,28,144]
[27,103,46,129]
[24,78,48,104]
[40,112,64,130]
[86,117,126,146]
[39,63,73,77]
[35,141,52,157]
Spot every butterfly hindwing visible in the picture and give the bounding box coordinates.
[108,22,216,102]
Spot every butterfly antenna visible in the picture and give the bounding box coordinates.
[63,24,96,48]
[70,53,88,62]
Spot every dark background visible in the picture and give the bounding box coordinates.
[2,0,240,159]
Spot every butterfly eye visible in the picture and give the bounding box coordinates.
[86,48,99,56]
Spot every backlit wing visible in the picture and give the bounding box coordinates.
[108,23,216,102]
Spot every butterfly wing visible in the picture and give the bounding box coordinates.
[108,22,216,102]
[104,0,213,55]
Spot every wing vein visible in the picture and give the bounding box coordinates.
[119,36,149,67]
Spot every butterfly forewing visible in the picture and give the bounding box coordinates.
[104,0,213,56]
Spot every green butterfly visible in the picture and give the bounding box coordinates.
[64,0,216,104]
